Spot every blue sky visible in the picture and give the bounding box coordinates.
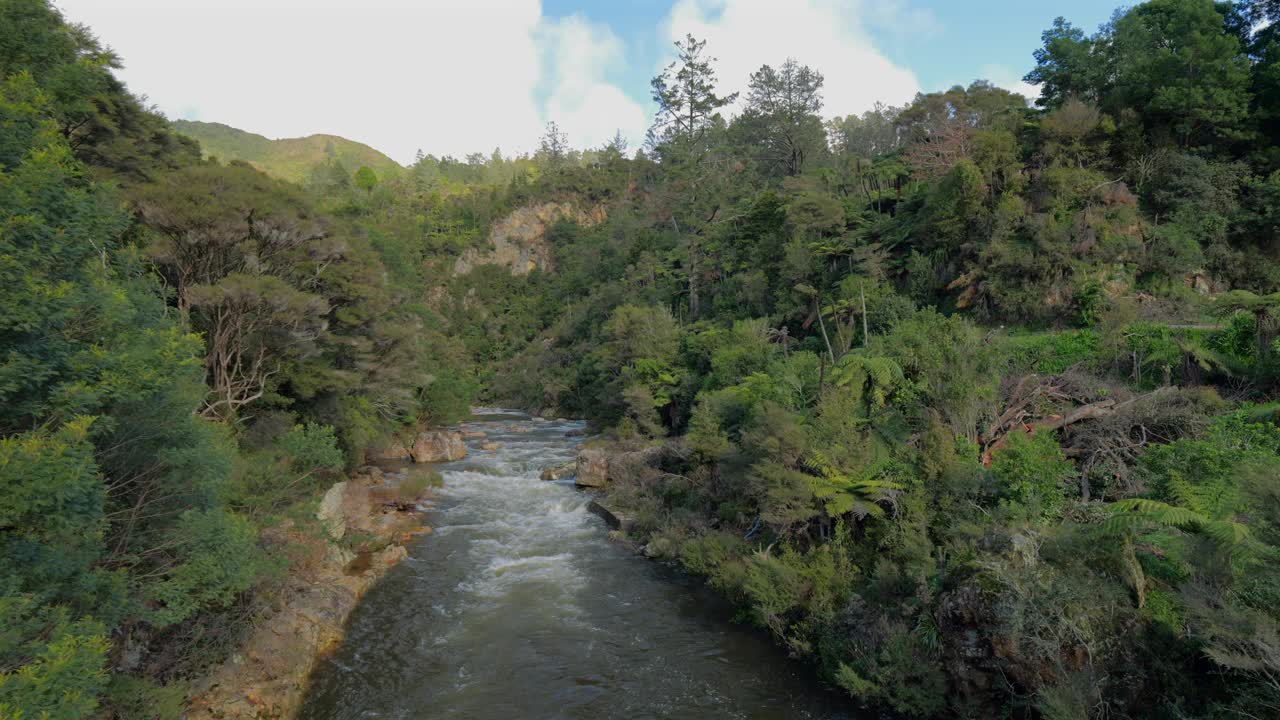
[875,1,1120,92]
[538,0,1121,110]
[57,0,1127,163]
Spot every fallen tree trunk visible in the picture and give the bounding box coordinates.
[981,379,1176,466]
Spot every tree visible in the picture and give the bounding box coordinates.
[0,0,198,180]
[537,120,568,169]
[1025,17,1101,108]
[1040,98,1110,167]
[189,274,328,418]
[0,61,259,719]
[827,103,902,160]
[647,35,738,322]
[735,58,827,177]
[647,34,737,161]
[991,431,1075,516]
[132,163,336,313]
[605,129,628,156]
[1109,0,1253,149]
[898,81,1027,179]
[353,165,378,192]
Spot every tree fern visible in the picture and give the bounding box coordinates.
[829,354,904,410]
[804,449,901,520]
[1106,498,1253,555]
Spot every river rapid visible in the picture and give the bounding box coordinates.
[300,409,855,720]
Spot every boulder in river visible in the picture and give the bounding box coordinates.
[480,442,502,451]
[539,463,575,482]
[410,431,466,463]
[575,448,610,487]
[462,430,486,439]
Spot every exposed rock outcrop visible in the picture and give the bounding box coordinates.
[186,468,432,720]
[453,202,605,276]
[410,431,466,463]
[575,448,611,488]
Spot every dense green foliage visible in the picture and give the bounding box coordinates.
[429,1,1280,717]
[0,2,472,717]
[5,0,1280,717]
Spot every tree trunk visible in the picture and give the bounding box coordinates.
[860,281,869,347]
[689,238,700,322]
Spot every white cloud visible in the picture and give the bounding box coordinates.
[661,0,922,120]
[52,0,644,163]
[537,15,648,151]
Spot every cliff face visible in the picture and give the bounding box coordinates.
[185,466,430,720]
[453,202,606,276]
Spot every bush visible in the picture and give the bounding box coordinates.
[279,423,345,475]
[832,621,947,716]
[143,510,267,628]
[991,431,1075,517]
[0,616,110,720]
[1004,330,1101,374]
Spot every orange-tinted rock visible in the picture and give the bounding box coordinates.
[410,431,466,463]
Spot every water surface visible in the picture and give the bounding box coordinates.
[300,409,854,720]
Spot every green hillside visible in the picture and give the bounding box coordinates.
[172,119,402,184]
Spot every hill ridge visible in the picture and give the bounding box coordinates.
[172,119,402,184]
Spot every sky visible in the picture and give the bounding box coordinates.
[54,0,1122,165]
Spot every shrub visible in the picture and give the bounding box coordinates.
[991,431,1075,516]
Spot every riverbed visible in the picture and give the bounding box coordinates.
[300,409,854,720]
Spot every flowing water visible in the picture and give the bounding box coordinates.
[300,409,855,720]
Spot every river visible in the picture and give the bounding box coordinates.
[300,409,854,720]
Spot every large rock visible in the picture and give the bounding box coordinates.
[410,431,466,463]
[575,448,610,487]
[316,482,350,540]
[316,481,375,541]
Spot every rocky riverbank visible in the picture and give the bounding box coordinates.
[185,465,434,720]
[569,440,687,555]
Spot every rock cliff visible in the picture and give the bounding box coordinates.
[185,466,431,720]
[453,202,605,276]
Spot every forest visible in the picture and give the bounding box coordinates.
[3,0,1280,717]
